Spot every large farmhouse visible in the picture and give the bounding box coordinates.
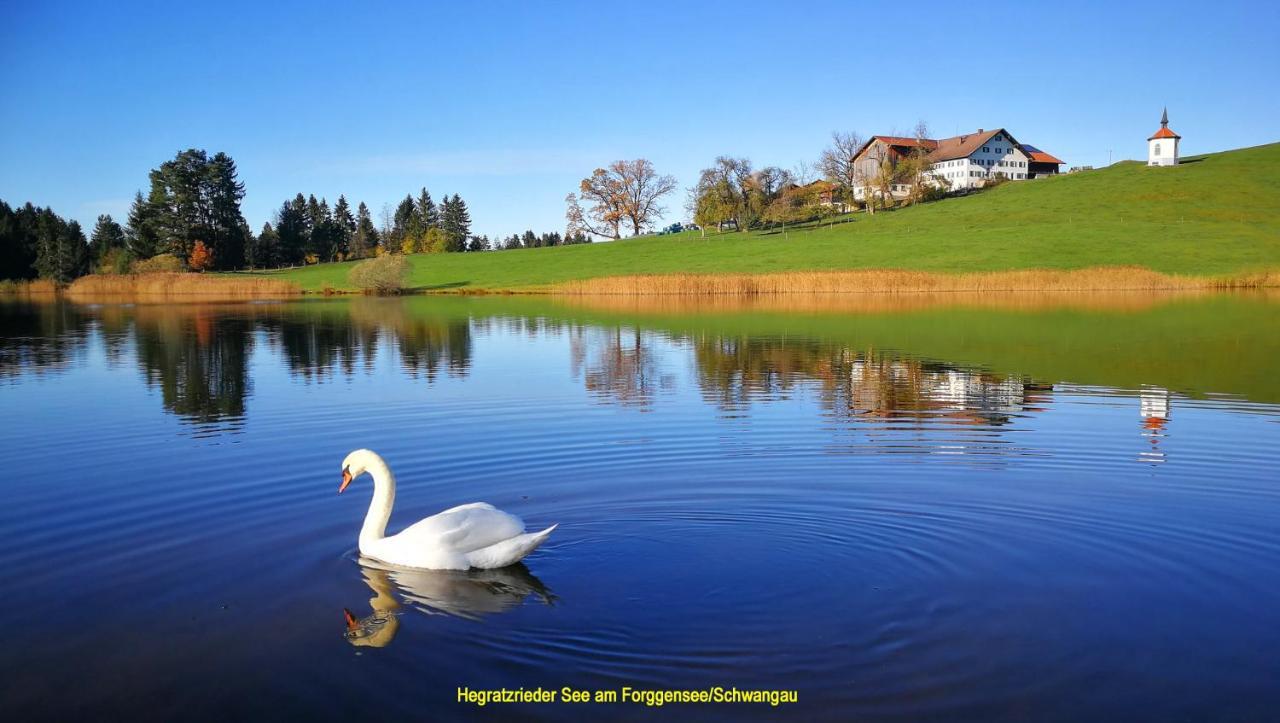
[851,128,1062,199]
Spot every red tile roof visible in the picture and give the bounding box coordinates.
[1148,126,1180,140]
[926,129,1006,162]
[1020,145,1064,164]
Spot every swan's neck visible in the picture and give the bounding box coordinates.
[359,458,396,549]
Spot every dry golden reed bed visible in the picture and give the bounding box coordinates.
[556,267,1280,296]
[555,288,1280,316]
[0,278,59,296]
[66,273,300,301]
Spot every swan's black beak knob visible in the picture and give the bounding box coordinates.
[339,467,353,494]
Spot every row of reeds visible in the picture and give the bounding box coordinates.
[556,267,1280,295]
[0,278,60,296]
[65,273,301,301]
[554,287,1280,316]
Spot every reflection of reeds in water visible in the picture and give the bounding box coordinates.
[558,267,1280,297]
[557,287,1280,315]
[66,273,300,301]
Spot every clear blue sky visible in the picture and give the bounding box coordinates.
[2,0,1276,240]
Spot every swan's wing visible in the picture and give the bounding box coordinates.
[396,502,526,554]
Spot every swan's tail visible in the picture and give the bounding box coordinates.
[466,524,558,570]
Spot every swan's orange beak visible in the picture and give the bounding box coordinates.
[339,467,353,494]
[343,608,360,631]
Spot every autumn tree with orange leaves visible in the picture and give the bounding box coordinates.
[566,159,676,239]
[188,240,213,272]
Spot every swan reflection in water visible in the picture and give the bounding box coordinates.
[343,558,556,648]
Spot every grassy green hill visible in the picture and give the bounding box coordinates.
[253,142,1280,292]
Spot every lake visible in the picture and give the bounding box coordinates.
[1,292,1278,721]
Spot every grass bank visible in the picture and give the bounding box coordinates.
[250,142,1279,294]
[67,273,300,301]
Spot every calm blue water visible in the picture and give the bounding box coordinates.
[1,296,1278,721]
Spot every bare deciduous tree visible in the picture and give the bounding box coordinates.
[568,159,677,239]
[615,159,677,236]
[820,131,866,204]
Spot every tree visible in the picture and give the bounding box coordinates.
[0,201,40,280]
[252,222,279,268]
[89,214,128,273]
[205,152,247,269]
[352,202,379,259]
[819,131,866,209]
[898,121,943,205]
[125,191,161,260]
[188,241,213,272]
[502,234,522,250]
[333,195,355,259]
[90,214,126,267]
[521,229,538,248]
[391,194,417,252]
[440,194,471,252]
[466,234,490,252]
[616,159,677,236]
[688,157,787,232]
[276,194,309,264]
[417,188,439,230]
[34,212,88,283]
[136,149,247,269]
[568,159,676,238]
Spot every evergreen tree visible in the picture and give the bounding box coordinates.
[139,149,247,268]
[440,194,471,252]
[90,214,126,267]
[417,188,438,229]
[392,195,417,251]
[0,200,40,280]
[333,195,355,259]
[205,152,248,269]
[352,202,379,259]
[125,191,161,260]
[254,222,280,268]
[276,194,309,265]
[34,211,88,282]
[522,229,539,248]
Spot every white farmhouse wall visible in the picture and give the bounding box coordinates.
[928,130,1031,191]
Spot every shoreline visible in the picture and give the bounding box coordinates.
[3,266,1277,302]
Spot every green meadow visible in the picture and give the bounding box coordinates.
[253,143,1280,293]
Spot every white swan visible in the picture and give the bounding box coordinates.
[338,449,557,570]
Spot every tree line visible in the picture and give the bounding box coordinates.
[2,147,583,283]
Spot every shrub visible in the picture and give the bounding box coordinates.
[348,254,409,294]
[130,254,186,273]
[188,241,213,272]
[97,247,133,275]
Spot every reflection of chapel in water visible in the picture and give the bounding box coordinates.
[1139,386,1171,464]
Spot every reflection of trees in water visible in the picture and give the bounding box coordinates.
[396,318,471,381]
[258,309,377,382]
[0,302,93,380]
[132,308,253,428]
[692,335,1048,425]
[570,324,674,409]
[349,299,471,382]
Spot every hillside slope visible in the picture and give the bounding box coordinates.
[261,142,1280,292]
